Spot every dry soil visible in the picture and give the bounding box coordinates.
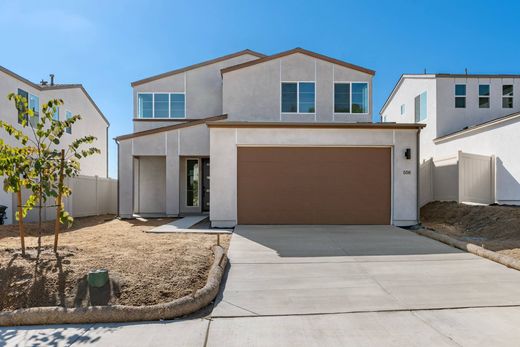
[0,215,230,311]
[421,201,520,259]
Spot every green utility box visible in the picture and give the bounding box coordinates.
[88,269,109,288]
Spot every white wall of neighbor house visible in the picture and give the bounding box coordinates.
[436,77,520,137]
[0,69,109,225]
[209,127,420,227]
[117,123,210,218]
[41,88,109,178]
[222,53,373,123]
[132,53,260,132]
[382,76,437,160]
[433,117,520,205]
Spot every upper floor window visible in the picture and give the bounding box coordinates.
[479,84,490,108]
[53,106,60,121]
[281,82,315,113]
[455,84,466,108]
[503,85,513,108]
[138,93,185,118]
[334,82,369,114]
[414,91,427,122]
[400,104,405,115]
[17,88,28,124]
[65,111,72,134]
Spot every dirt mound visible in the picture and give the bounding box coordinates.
[421,201,520,255]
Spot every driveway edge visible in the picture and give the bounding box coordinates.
[0,245,227,326]
[415,228,520,271]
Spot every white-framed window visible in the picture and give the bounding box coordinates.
[334,82,369,114]
[479,84,490,108]
[65,111,72,134]
[281,82,315,113]
[455,84,466,108]
[400,104,405,115]
[28,93,39,126]
[137,92,186,118]
[503,85,513,108]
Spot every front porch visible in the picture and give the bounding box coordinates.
[131,156,210,217]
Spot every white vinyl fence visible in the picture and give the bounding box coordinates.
[14,175,117,223]
[420,151,496,206]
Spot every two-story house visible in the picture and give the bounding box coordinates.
[116,48,424,227]
[0,66,110,224]
[381,73,520,206]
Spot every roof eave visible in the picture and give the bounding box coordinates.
[130,49,266,87]
[220,47,376,76]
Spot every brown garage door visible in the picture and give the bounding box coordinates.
[237,147,391,225]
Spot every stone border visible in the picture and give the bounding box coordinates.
[0,245,227,326]
[415,228,520,271]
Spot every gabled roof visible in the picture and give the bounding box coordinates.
[130,49,266,87]
[434,111,520,142]
[220,47,376,76]
[0,65,109,126]
[115,114,228,141]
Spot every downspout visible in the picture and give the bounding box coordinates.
[106,127,109,178]
[115,139,120,218]
[416,128,421,225]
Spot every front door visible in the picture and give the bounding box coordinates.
[202,158,210,212]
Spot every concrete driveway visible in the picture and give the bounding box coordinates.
[4,225,520,346]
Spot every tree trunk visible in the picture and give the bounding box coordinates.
[17,190,25,256]
[37,179,42,256]
[54,149,65,253]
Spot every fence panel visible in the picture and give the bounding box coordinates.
[15,175,117,223]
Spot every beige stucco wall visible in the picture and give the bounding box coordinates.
[222,53,373,123]
[117,123,209,218]
[209,127,419,227]
[132,53,261,132]
[134,156,166,214]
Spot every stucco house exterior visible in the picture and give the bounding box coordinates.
[116,48,424,227]
[0,66,110,224]
[381,73,520,206]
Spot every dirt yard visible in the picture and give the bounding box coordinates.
[0,216,230,311]
[421,201,520,260]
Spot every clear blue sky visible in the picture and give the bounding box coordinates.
[1,0,519,178]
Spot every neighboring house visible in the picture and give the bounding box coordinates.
[0,66,111,224]
[116,48,423,227]
[381,73,520,206]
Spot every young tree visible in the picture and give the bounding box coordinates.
[0,139,33,255]
[0,93,100,254]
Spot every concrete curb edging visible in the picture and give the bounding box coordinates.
[0,245,227,327]
[415,228,520,271]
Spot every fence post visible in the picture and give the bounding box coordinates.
[457,151,464,203]
[491,155,497,204]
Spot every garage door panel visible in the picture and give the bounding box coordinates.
[237,147,391,225]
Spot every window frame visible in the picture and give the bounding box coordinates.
[65,110,72,134]
[280,81,316,114]
[414,91,428,122]
[28,93,40,127]
[454,84,466,109]
[400,104,405,116]
[333,81,370,115]
[137,92,186,119]
[502,84,514,109]
[186,158,200,208]
[479,84,490,109]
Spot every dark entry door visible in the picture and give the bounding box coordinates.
[202,158,210,212]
